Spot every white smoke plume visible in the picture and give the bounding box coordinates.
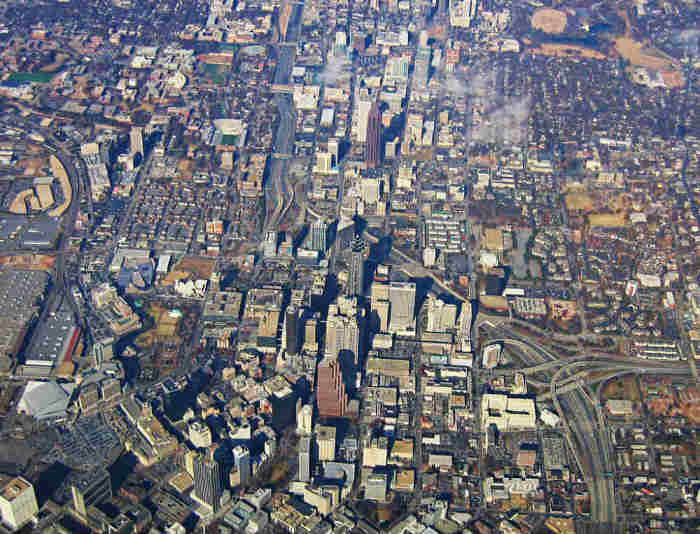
[463,63,531,146]
[469,95,531,145]
[445,73,467,94]
[464,67,497,97]
[436,62,531,145]
[319,55,352,86]
[441,65,496,96]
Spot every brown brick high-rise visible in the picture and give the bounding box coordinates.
[316,358,348,418]
[365,101,381,169]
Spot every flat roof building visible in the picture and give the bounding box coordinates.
[0,269,49,363]
[0,477,38,531]
[203,290,243,324]
[25,304,80,369]
[316,425,337,462]
[17,380,74,422]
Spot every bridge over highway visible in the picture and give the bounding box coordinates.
[483,325,694,532]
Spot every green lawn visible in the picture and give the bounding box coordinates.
[7,71,55,83]
[221,134,240,146]
[202,63,230,85]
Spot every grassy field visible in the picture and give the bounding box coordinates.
[221,134,240,146]
[589,213,627,227]
[614,37,676,70]
[529,43,606,60]
[7,71,55,83]
[531,8,567,34]
[602,375,641,402]
[202,63,230,84]
[564,192,595,212]
[135,303,181,348]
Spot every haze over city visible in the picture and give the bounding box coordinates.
[0,0,696,533]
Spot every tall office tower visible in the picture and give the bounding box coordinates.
[285,306,301,355]
[315,151,333,173]
[361,178,381,204]
[316,358,348,418]
[365,101,382,169]
[389,282,417,332]
[0,477,38,531]
[130,126,144,157]
[419,30,429,47]
[233,445,251,486]
[193,449,223,512]
[311,219,328,252]
[356,99,372,143]
[71,469,112,518]
[450,0,477,27]
[304,313,319,350]
[413,47,431,89]
[189,419,213,448]
[426,295,458,332]
[184,449,197,478]
[325,304,361,365]
[365,474,388,502]
[372,299,390,332]
[347,235,366,297]
[370,281,390,302]
[315,425,336,461]
[426,296,440,332]
[298,436,312,482]
[328,138,339,167]
[456,302,473,352]
[297,402,313,435]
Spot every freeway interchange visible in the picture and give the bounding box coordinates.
[480,323,694,533]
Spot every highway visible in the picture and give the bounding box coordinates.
[262,3,303,235]
[482,324,692,532]
[362,229,469,302]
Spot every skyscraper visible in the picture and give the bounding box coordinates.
[316,358,348,418]
[365,101,382,169]
[372,299,390,332]
[298,436,312,482]
[189,419,213,448]
[193,449,223,512]
[325,312,361,372]
[233,445,251,487]
[315,152,333,174]
[389,282,417,332]
[328,138,339,167]
[450,0,478,27]
[303,313,319,352]
[130,126,144,157]
[71,469,112,519]
[0,477,38,531]
[426,295,458,332]
[315,425,336,461]
[311,219,328,252]
[356,99,372,143]
[297,402,313,435]
[347,235,366,297]
[285,306,301,355]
